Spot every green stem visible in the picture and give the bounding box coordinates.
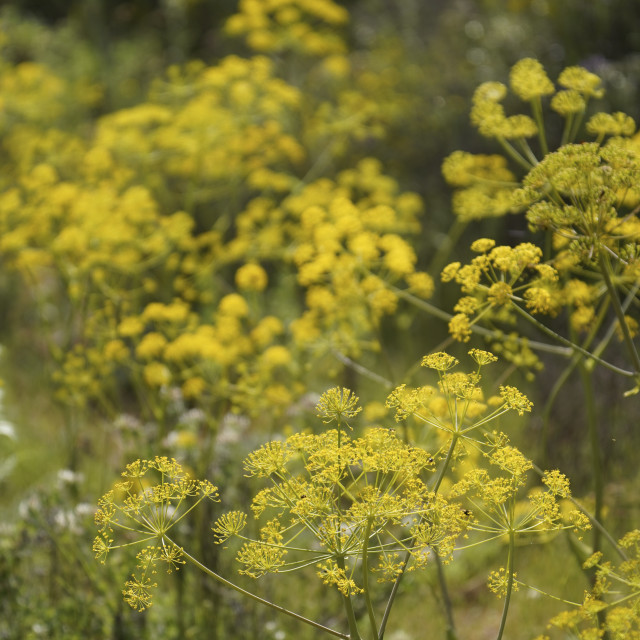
[427,219,468,279]
[362,517,379,639]
[598,252,640,376]
[540,357,577,467]
[391,285,572,357]
[577,364,603,554]
[378,552,407,640]
[379,435,459,637]
[531,464,628,562]
[434,434,458,493]
[332,350,394,388]
[495,529,516,640]
[435,551,457,640]
[510,303,635,377]
[169,538,350,639]
[531,96,548,157]
[496,136,535,171]
[336,555,362,640]
[541,296,613,465]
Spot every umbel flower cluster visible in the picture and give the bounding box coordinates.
[93,456,219,611]
[441,58,640,390]
[0,0,432,444]
[96,352,590,640]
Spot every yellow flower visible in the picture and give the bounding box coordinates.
[470,238,496,253]
[468,349,497,366]
[103,339,130,363]
[316,387,361,424]
[499,385,533,415]
[405,271,434,299]
[143,362,172,387]
[260,345,292,368]
[551,89,585,116]
[441,262,461,282]
[524,286,557,315]
[488,282,513,306]
[586,112,636,137]
[251,316,284,346]
[509,58,554,102]
[182,377,207,399]
[135,332,168,360]
[421,352,458,371]
[558,65,604,98]
[449,313,472,342]
[142,301,190,324]
[235,262,268,291]
[218,293,250,317]
[118,316,145,337]
[369,288,398,315]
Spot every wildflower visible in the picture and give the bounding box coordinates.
[488,282,513,306]
[470,238,496,253]
[541,470,571,497]
[502,114,538,139]
[421,352,459,371]
[487,567,519,598]
[449,313,472,342]
[441,262,461,282]
[551,89,586,116]
[442,151,514,187]
[499,386,533,415]
[405,271,434,298]
[260,345,292,368]
[235,262,268,291]
[118,316,145,337]
[586,112,636,138]
[558,65,604,98]
[316,387,362,424]
[509,58,555,102]
[182,377,207,399]
[94,457,218,609]
[454,296,479,315]
[468,349,498,366]
[97,339,124,365]
[143,362,171,387]
[244,441,292,477]
[370,288,398,315]
[218,293,250,317]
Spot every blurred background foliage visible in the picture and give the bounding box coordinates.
[1,1,640,639]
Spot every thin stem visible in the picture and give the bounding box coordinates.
[531,464,628,562]
[378,551,408,639]
[332,350,394,388]
[336,555,362,640]
[434,434,458,493]
[435,551,458,640]
[362,517,379,639]
[379,435,460,637]
[531,96,548,157]
[391,285,572,357]
[169,538,350,639]
[510,303,635,377]
[598,252,640,376]
[577,364,603,554]
[495,529,516,640]
[541,296,613,464]
[496,136,535,171]
[427,218,468,278]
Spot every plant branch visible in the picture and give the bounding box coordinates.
[510,303,635,377]
[495,529,516,640]
[168,537,350,639]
